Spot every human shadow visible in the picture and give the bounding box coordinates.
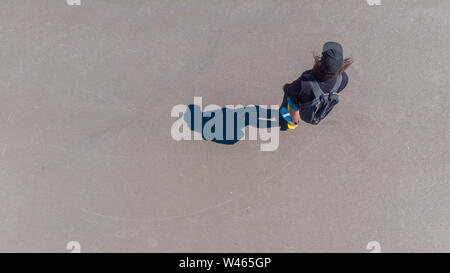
[183,104,280,145]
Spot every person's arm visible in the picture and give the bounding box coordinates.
[284,75,304,124]
[286,96,300,124]
[337,72,349,93]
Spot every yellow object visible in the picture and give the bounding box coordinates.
[287,103,296,130]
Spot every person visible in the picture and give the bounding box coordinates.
[280,41,353,130]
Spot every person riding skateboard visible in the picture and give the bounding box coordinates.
[280,41,353,130]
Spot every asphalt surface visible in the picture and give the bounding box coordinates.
[0,0,449,252]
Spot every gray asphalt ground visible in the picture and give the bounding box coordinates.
[0,0,449,252]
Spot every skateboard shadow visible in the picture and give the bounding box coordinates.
[184,104,280,145]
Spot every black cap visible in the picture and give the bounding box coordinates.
[320,41,343,74]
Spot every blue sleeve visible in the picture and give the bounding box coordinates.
[287,97,299,111]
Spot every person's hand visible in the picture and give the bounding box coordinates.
[290,109,300,124]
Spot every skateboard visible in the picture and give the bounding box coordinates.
[280,103,298,129]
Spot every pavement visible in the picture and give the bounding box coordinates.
[0,0,449,252]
